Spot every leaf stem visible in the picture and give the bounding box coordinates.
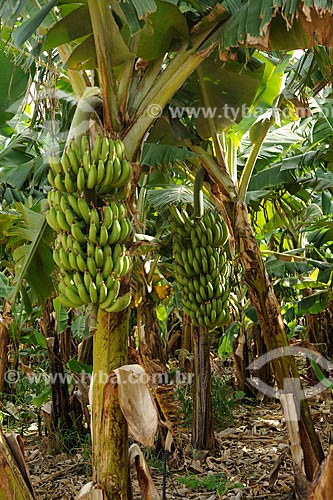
[193,167,206,218]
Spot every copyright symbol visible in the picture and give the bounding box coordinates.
[147,104,163,118]
[5,370,19,384]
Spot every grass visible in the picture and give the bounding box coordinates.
[177,472,244,496]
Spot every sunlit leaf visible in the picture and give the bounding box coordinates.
[44,5,92,50]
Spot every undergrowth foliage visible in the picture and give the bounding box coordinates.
[176,371,236,432]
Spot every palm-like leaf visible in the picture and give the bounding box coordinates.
[146,184,213,214]
[141,144,196,168]
[5,203,55,304]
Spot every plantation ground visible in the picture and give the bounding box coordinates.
[22,393,332,500]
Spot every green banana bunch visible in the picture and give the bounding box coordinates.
[46,133,134,311]
[171,205,230,330]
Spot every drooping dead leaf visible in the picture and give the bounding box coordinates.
[309,445,333,500]
[129,443,161,500]
[75,482,105,499]
[0,428,37,500]
[113,364,158,447]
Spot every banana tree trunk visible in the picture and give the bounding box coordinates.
[232,200,324,483]
[91,307,131,500]
[191,325,215,451]
[41,299,73,433]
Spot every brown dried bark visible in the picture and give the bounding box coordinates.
[0,301,11,392]
[232,200,324,482]
[191,325,215,451]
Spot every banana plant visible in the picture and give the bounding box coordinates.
[2,1,333,498]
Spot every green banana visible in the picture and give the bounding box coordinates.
[91,135,102,163]
[170,205,185,227]
[87,241,95,258]
[89,280,98,303]
[119,255,132,277]
[100,159,114,189]
[67,193,81,218]
[112,242,124,263]
[68,251,79,271]
[64,172,75,193]
[89,208,100,229]
[99,281,108,303]
[108,219,122,245]
[77,282,91,303]
[99,279,120,309]
[87,163,97,189]
[108,138,115,160]
[76,253,87,273]
[56,210,71,232]
[99,224,109,247]
[81,135,90,155]
[71,141,82,166]
[104,291,131,313]
[59,248,72,270]
[61,151,71,173]
[207,281,214,299]
[54,173,65,191]
[67,234,74,251]
[111,157,122,185]
[100,137,109,162]
[49,155,62,175]
[118,204,127,219]
[72,271,84,290]
[119,218,132,242]
[87,256,97,277]
[58,294,77,308]
[102,205,114,229]
[95,245,104,268]
[95,270,103,291]
[114,139,125,159]
[97,159,105,185]
[77,167,86,192]
[65,208,76,227]
[102,246,113,278]
[111,159,131,188]
[77,197,90,225]
[60,232,68,251]
[199,285,207,301]
[59,285,82,307]
[213,224,222,248]
[46,208,60,231]
[47,171,55,188]
[83,270,91,292]
[88,222,97,244]
[67,143,80,174]
[71,222,86,244]
[82,150,91,176]
[206,227,213,246]
[53,248,61,267]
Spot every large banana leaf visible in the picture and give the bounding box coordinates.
[5,204,55,305]
[204,0,333,56]
[43,5,92,50]
[12,0,57,47]
[0,47,31,127]
[136,0,188,61]
[183,50,265,137]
